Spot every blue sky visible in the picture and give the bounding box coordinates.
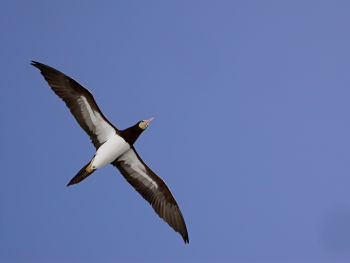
[1,1,350,262]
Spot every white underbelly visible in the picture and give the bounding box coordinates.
[91,135,130,169]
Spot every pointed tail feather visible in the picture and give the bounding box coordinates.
[67,162,95,186]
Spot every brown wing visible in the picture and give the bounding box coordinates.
[112,147,189,243]
[31,61,117,149]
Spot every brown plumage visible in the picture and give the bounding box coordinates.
[31,61,189,243]
[31,61,117,149]
[113,147,189,243]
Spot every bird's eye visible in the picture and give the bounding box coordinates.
[139,121,147,130]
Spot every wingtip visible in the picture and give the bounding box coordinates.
[183,235,189,244]
[30,60,41,68]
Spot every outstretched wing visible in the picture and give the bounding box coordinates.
[31,61,117,149]
[113,148,189,243]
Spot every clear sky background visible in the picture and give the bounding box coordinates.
[1,1,350,262]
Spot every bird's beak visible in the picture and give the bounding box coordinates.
[144,117,155,125]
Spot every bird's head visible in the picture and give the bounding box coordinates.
[121,117,154,145]
[138,117,154,130]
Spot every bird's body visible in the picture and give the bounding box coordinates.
[92,134,129,170]
[31,61,189,243]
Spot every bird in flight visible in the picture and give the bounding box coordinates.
[31,61,189,243]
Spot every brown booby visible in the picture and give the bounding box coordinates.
[31,61,189,243]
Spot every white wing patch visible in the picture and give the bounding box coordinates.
[118,149,158,188]
[78,96,115,144]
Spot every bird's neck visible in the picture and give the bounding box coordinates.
[120,125,142,145]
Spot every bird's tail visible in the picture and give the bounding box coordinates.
[67,158,96,186]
